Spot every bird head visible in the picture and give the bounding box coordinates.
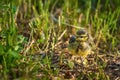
[76,29,89,42]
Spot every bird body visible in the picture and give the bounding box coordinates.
[68,29,91,65]
[68,41,91,58]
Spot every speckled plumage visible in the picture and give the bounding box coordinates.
[68,29,91,65]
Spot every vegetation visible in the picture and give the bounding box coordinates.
[0,0,120,79]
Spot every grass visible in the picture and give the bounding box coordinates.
[0,0,120,80]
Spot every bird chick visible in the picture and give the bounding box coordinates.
[68,29,91,65]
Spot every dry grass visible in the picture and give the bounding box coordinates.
[0,0,120,80]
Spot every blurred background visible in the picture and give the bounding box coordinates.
[0,0,120,79]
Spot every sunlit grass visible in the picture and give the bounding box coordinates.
[0,0,120,79]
